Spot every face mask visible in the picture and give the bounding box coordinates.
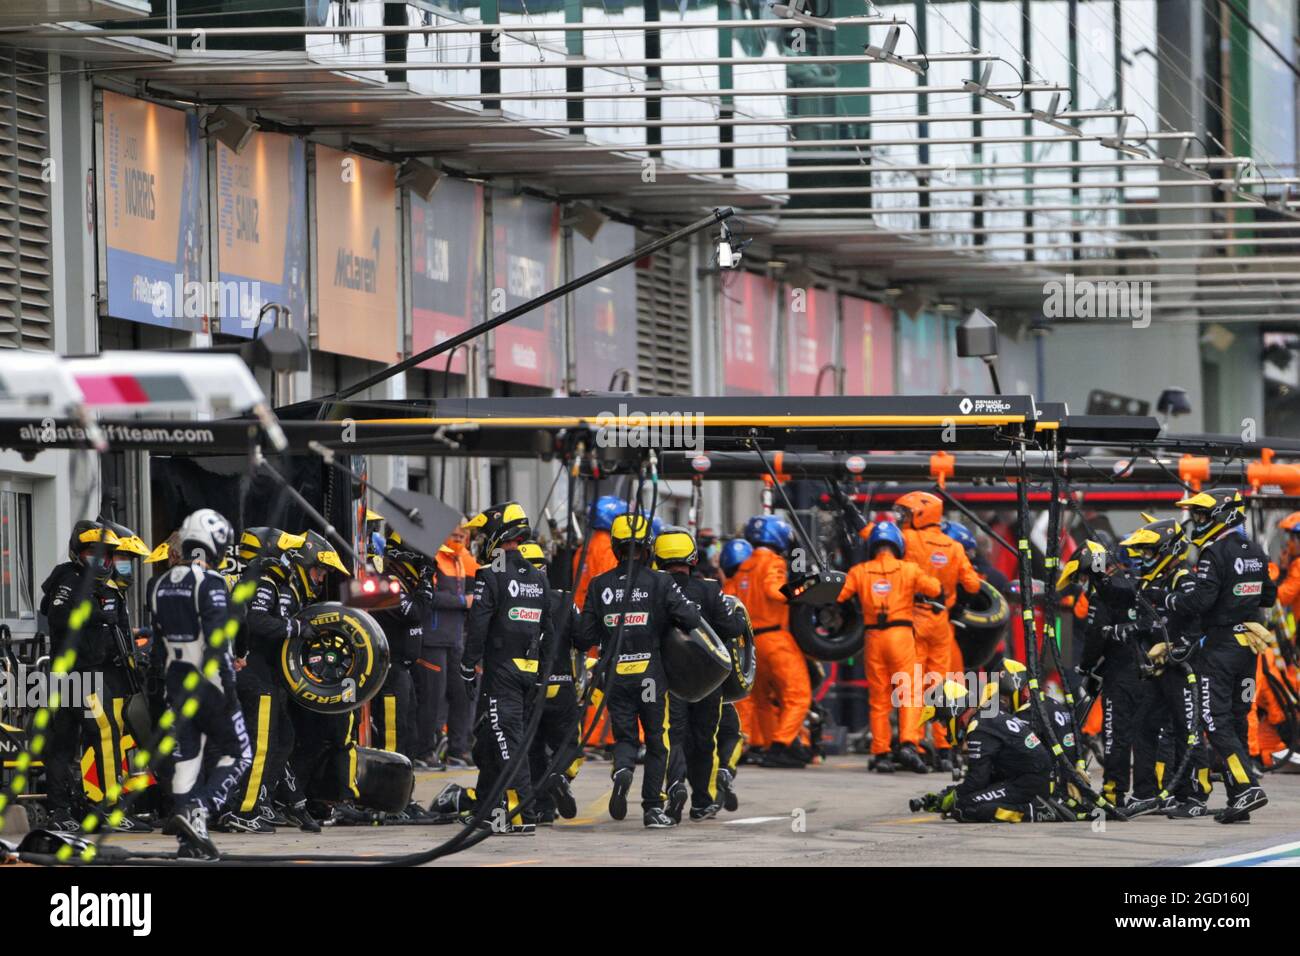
[114,558,134,577]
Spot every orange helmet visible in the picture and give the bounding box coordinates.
[1280,512,1300,533]
[895,491,943,530]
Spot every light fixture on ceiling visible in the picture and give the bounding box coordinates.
[864,26,925,76]
[203,106,258,154]
[1159,135,1212,181]
[771,0,837,32]
[397,159,444,200]
[1030,93,1081,136]
[1099,117,1150,158]
[962,63,1017,111]
[563,202,608,242]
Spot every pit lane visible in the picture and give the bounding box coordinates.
[99,755,1300,866]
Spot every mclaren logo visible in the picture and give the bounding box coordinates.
[508,607,543,623]
[334,227,382,293]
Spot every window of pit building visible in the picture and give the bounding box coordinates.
[0,484,35,627]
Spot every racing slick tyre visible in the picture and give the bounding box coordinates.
[663,621,733,702]
[953,580,1010,670]
[282,603,390,714]
[789,601,865,662]
[315,746,415,813]
[719,595,757,702]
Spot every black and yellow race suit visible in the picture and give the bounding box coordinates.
[1165,529,1277,797]
[1131,568,1211,804]
[951,707,1052,822]
[370,575,434,759]
[577,563,702,811]
[1078,573,1148,803]
[528,588,582,816]
[665,569,742,810]
[38,562,125,816]
[233,561,305,814]
[464,549,555,824]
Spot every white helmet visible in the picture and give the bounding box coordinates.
[177,508,233,565]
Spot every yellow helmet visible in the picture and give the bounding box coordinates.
[289,530,350,598]
[1175,488,1245,547]
[238,527,307,563]
[653,526,698,565]
[467,502,531,561]
[518,541,547,570]
[1056,539,1110,590]
[610,513,654,556]
[921,678,979,746]
[1119,519,1189,582]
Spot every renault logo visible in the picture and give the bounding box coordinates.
[958,397,974,415]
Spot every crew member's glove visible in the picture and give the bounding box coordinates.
[1141,642,1169,678]
[1103,622,1135,643]
[1242,621,1274,655]
[939,786,957,813]
[1142,587,1168,608]
[459,662,478,697]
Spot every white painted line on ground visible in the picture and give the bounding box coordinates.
[1188,839,1300,867]
[723,815,789,825]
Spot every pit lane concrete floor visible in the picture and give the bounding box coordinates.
[100,755,1300,866]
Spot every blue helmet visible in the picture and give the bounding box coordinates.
[868,521,905,558]
[720,538,754,576]
[651,515,664,539]
[940,519,978,558]
[589,495,629,532]
[743,515,794,553]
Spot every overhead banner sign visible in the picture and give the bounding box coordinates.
[841,297,895,396]
[491,193,563,389]
[215,132,308,339]
[572,220,637,392]
[101,91,204,331]
[314,145,399,364]
[784,286,836,395]
[410,177,485,374]
[722,271,777,396]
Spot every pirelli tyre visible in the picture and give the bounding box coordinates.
[719,595,757,702]
[953,580,1010,670]
[789,600,866,662]
[314,746,415,812]
[282,602,390,714]
[662,620,733,703]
